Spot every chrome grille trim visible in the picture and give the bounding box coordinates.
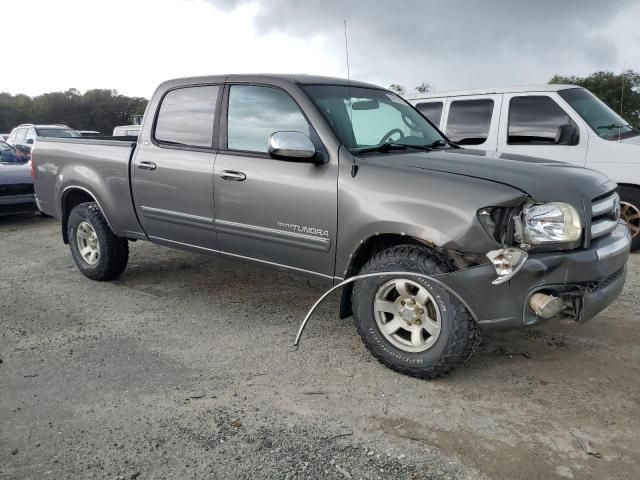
[591,192,620,240]
[592,194,617,217]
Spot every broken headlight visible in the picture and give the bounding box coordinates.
[517,202,582,246]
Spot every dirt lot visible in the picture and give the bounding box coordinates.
[1,214,639,480]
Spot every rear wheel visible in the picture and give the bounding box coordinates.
[67,202,129,281]
[619,186,640,251]
[352,245,480,379]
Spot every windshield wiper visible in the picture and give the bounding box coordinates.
[597,123,631,130]
[354,142,410,154]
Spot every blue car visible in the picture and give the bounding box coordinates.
[0,141,35,215]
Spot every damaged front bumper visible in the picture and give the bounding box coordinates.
[438,222,631,330]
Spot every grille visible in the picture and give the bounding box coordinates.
[590,191,620,241]
[580,267,625,293]
[0,183,34,197]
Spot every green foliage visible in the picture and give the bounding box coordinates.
[0,89,148,134]
[549,70,640,129]
[388,84,407,95]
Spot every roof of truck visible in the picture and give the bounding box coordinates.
[159,74,383,91]
[406,84,582,101]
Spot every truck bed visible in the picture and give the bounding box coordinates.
[32,136,145,240]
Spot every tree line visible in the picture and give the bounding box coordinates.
[0,89,148,134]
[389,70,640,129]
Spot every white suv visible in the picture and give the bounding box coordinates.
[409,85,640,249]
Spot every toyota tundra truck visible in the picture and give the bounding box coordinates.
[32,74,631,379]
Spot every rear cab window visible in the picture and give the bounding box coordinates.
[154,85,219,148]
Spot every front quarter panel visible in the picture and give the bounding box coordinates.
[336,150,527,277]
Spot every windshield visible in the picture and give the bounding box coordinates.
[558,88,639,140]
[35,128,81,138]
[303,85,445,153]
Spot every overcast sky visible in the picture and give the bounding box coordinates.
[3,0,639,98]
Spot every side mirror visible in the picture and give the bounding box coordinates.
[268,131,317,162]
[555,123,579,146]
[25,138,34,145]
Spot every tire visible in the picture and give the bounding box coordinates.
[619,186,640,251]
[67,202,129,281]
[352,245,480,379]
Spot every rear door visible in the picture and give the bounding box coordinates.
[213,83,338,280]
[131,84,221,251]
[441,95,501,152]
[497,93,588,165]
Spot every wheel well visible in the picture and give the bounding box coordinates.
[339,234,440,319]
[61,189,96,244]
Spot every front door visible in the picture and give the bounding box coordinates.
[131,84,221,251]
[213,84,338,280]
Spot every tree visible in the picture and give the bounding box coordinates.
[415,81,433,94]
[0,89,148,134]
[388,84,407,95]
[549,70,640,129]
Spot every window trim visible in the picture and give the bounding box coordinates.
[445,98,494,146]
[506,94,579,146]
[151,83,223,152]
[220,82,321,159]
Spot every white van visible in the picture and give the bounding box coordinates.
[409,85,640,249]
[112,125,141,137]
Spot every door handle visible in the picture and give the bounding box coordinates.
[221,170,246,181]
[136,160,157,170]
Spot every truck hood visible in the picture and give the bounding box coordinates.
[0,160,33,186]
[388,148,616,204]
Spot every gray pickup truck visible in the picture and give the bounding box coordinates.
[33,74,631,379]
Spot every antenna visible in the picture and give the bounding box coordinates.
[620,63,626,141]
[620,63,626,115]
[344,19,359,177]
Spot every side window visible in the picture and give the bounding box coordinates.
[227,85,310,153]
[508,96,576,145]
[415,102,443,126]
[154,85,218,148]
[445,99,494,145]
[15,128,28,143]
[26,128,37,142]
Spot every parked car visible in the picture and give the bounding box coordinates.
[32,74,630,379]
[7,124,81,153]
[0,141,35,215]
[112,125,140,136]
[78,130,101,137]
[408,85,640,249]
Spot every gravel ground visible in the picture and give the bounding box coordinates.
[1,214,639,480]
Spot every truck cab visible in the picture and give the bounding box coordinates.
[409,86,640,249]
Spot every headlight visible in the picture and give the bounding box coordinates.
[518,202,582,245]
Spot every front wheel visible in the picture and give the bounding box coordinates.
[352,245,480,379]
[619,186,640,251]
[68,202,129,281]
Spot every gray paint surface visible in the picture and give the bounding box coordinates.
[32,74,629,329]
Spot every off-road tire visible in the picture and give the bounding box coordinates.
[67,202,129,281]
[352,245,480,379]
[619,186,640,251]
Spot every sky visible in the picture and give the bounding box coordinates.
[2,0,639,98]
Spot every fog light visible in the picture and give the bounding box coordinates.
[486,247,528,285]
[529,293,564,319]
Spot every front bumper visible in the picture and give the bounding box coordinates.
[0,193,36,216]
[438,222,630,330]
